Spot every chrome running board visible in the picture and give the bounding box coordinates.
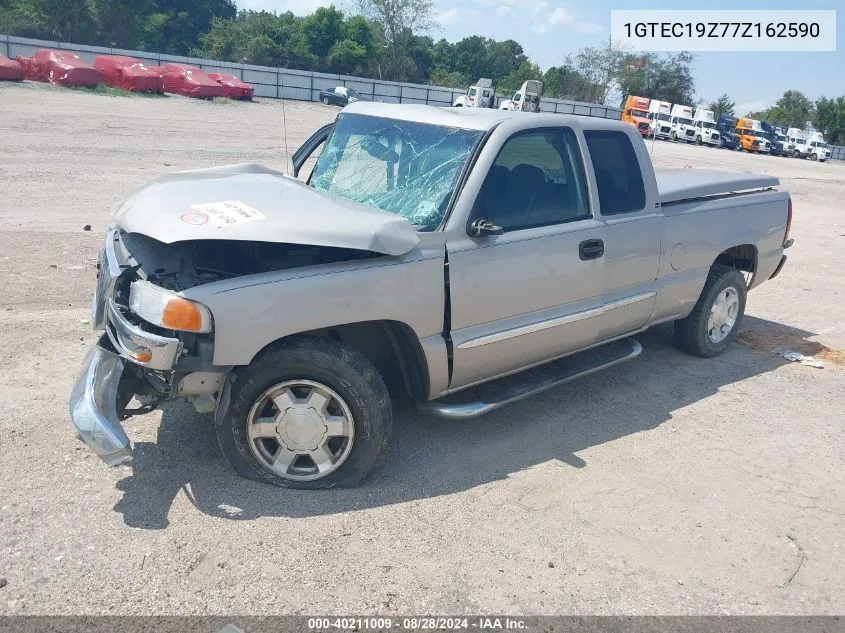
[419,338,642,420]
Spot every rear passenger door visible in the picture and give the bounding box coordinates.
[447,127,605,390]
[583,129,662,341]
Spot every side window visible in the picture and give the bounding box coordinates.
[477,129,590,232]
[583,130,646,216]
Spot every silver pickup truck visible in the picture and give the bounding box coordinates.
[70,102,793,488]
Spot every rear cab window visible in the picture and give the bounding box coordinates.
[583,130,646,216]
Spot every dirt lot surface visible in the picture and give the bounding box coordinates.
[1,82,843,615]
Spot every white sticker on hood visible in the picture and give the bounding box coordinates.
[187,200,265,227]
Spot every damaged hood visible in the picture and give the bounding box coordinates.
[111,163,420,256]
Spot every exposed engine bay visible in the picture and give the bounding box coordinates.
[119,231,382,291]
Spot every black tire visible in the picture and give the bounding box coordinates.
[674,264,747,358]
[322,96,330,105]
[216,336,392,489]
[671,131,677,142]
[696,135,702,145]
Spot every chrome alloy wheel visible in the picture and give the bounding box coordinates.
[246,380,354,481]
[707,286,740,343]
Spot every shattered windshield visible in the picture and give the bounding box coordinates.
[310,113,482,229]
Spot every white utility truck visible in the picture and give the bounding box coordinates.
[787,128,808,158]
[453,78,496,108]
[806,131,831,161]
[499,80,542,112]
[692,108,720,146]
[669,104,696,143]
[648,100,672,139]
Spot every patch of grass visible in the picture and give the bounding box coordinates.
[212,96,231,105]
[68,83,165,98]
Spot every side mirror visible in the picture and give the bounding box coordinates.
[467,217,504,237]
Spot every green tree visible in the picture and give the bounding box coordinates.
[0,0,94,42]
[302,5,343,59]
[815,96,845,145]
[707,93,735,120]
[542,63,599,101]
[765,90,816,128]
[428,67,467,88]
[618,51,696,105]
[498,59,541,93]
[358,0,433,80]
[574,42,625,105]
[329,38,366,75]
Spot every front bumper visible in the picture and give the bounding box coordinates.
[69,341,133,466]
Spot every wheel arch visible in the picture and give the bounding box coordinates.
[713,244,758,287]
[246,320,430,403]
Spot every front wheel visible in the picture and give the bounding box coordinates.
[671,131,677,142]
[696,135,702,145]
[216,337,392,489]
[322,96,330,105]
[674,264,747,358]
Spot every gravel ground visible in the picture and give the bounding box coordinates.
[0,82,843,615]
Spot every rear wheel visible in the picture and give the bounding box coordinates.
[216,337,392,489]
[674,265,747,358]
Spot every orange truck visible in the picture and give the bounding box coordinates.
[736,117,765,153]
[622,95,651,137]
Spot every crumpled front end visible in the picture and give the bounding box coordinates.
[69,342,133,466]
[69,228,226,467]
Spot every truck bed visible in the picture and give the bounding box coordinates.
[655,168,780,205]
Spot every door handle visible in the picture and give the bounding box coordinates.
[579,239,604,261]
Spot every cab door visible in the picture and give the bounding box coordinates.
[582,129,662,341]
[292,123,333,180]
[446,126,605,390]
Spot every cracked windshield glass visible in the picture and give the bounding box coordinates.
[310,113,481,229]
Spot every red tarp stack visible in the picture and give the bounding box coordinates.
[156,63,224,99]
[207,73,254,100]
[94,55,164,93]
[16,50,102,87]
[0,53,24,81]
[15,55,37,80]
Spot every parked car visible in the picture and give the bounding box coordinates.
[70,103,794,489]
[319,86,363,106]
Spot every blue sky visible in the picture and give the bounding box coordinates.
[238,0,843,111]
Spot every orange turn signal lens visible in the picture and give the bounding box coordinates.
[127,349,153,363]
[162,297,205,332]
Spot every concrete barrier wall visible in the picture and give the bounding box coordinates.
[0,33,622,120]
